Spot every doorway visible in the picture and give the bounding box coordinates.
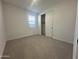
[41,14,45,35]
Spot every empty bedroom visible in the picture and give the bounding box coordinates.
[0,0,77,59]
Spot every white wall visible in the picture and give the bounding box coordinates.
[52,0,77,44]
[0,0,6,59]
[3,3,39,40]
[39,0,77,44]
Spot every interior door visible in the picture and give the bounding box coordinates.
[46,12,53,37]
[72,16,78,59]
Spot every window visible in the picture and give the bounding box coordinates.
[28,15,36,27]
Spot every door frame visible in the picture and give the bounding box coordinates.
[41,14,46,35]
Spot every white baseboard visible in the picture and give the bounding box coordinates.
[7,34,39,41]
[7,34,73,44]
[53,36,73,44]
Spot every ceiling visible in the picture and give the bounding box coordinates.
[3,0,65,13]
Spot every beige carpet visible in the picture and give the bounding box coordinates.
[2,35,73,59]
